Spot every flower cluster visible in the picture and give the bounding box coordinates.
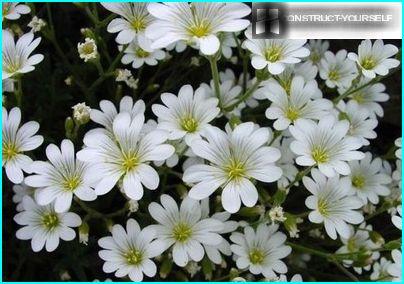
[2,2,402,282]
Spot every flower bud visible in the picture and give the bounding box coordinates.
[79,222,89,245]
[72,102,91,125]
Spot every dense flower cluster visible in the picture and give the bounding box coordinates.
[2,2,402,282]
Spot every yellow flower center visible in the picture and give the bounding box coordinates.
[351,92,365,104]
[279,78,292,95]
[62,175,81,192]
[124,248,143,265]
[82,43,95,55]
[122,152,140,173]
[131,18,146,32]
[172,222,193,243]
[180,117,198,132]
[312,147,329,164]
[328,69,340,81]
[2,142,19,161]
[352,175,366,189]
[225,159,245,180]
[317,198,329,216]
[187,18,211,37]
[360,57,376,70]
[135,48,150,58]
[310,52,321,64]
[42,212,59,231]
[347,237,357,252]
[265,46,283,62]
[285,106,300,121]
[249,248,265,265]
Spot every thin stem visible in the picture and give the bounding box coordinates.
[15,77,22,108]
[225,79,261,112]
[286,242,331,259]
[285,166,313,190]
[331,259,359,282]
[208,56,223,109]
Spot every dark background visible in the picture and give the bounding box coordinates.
[2,3,402,281]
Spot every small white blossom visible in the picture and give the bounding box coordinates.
[3,30,44,79]
[290,115,365,177]
[395,137,402,159]
[371,257,393,281]
[12,182,34,211]
[3,107,43,184]
[347,152,391,205]
[28,16,46,33]
[268,206,286,223]
[148,194,225,267]
[25,139,99,213]
[14,196,81,252]
[230,223,291,278]
[152,84,219,145]
[72,102,91,125]
[387,249,402,281]
[348,39,400,78]
[303,169,364,239]
[77,38,98,62]
[98,219,165,281]
[392,205,402,230]
[319,49,357,89]
[146,2,251,55]
[184,123,282,213]
[306,39,329,65]
[244,31,309,75]
[121,38,165,69]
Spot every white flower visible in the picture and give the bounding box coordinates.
[200,198,238,265]
[2,30,44,79]
[342,77,389,117]
[121,38,165,69]
[303,169,364,239]
[90,96,145,132]
[12,182,34,211]
[306,39,329,65]
[184,123,282,213]
[264,76,332,130]
[2,107,43,184]
[336,223,381,273]
[347,152,391,205]
[371,257,393,281]
[98,219,165,281]
[146,2,251,55]
[116,68,139,89]
[268,206,286,223]
[2,2,30,20]
[220,32,237,59]
[319,50,357,89]
[28,16,46,33]
[166,41,187,53]
[274,137,298,188]
[72,102,91,125]
[25,139,98,213]
[152,84,219,145]
[278,274,303,282]
[348,39,400,78]
[14,196,81,252]
[392,205,402,230]
[77,38,98,62]
[230,223,291,278]
[101,3,153,45]
[289,115,365,177]
[185,261,201,277]
[64,76,73,86]
[147,194,225,267]
[335,100,378,146]
[77,112,175,200]
[387,249,402,281]
[395,137,402,159]
[244,31,309,75]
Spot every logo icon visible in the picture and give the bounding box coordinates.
[252,3,287,39]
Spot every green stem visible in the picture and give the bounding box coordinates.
[225,79,262,112]
[331,259,359,282]
[285,166,313,190]
[15,77,23,108]
[208,56,223,109]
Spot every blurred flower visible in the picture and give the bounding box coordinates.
[306,39,329,65]
[391,205,402,230]
[387,249,402,281]
[28,16,46,33]
[2,2,30,21]
[395,137,402,159]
